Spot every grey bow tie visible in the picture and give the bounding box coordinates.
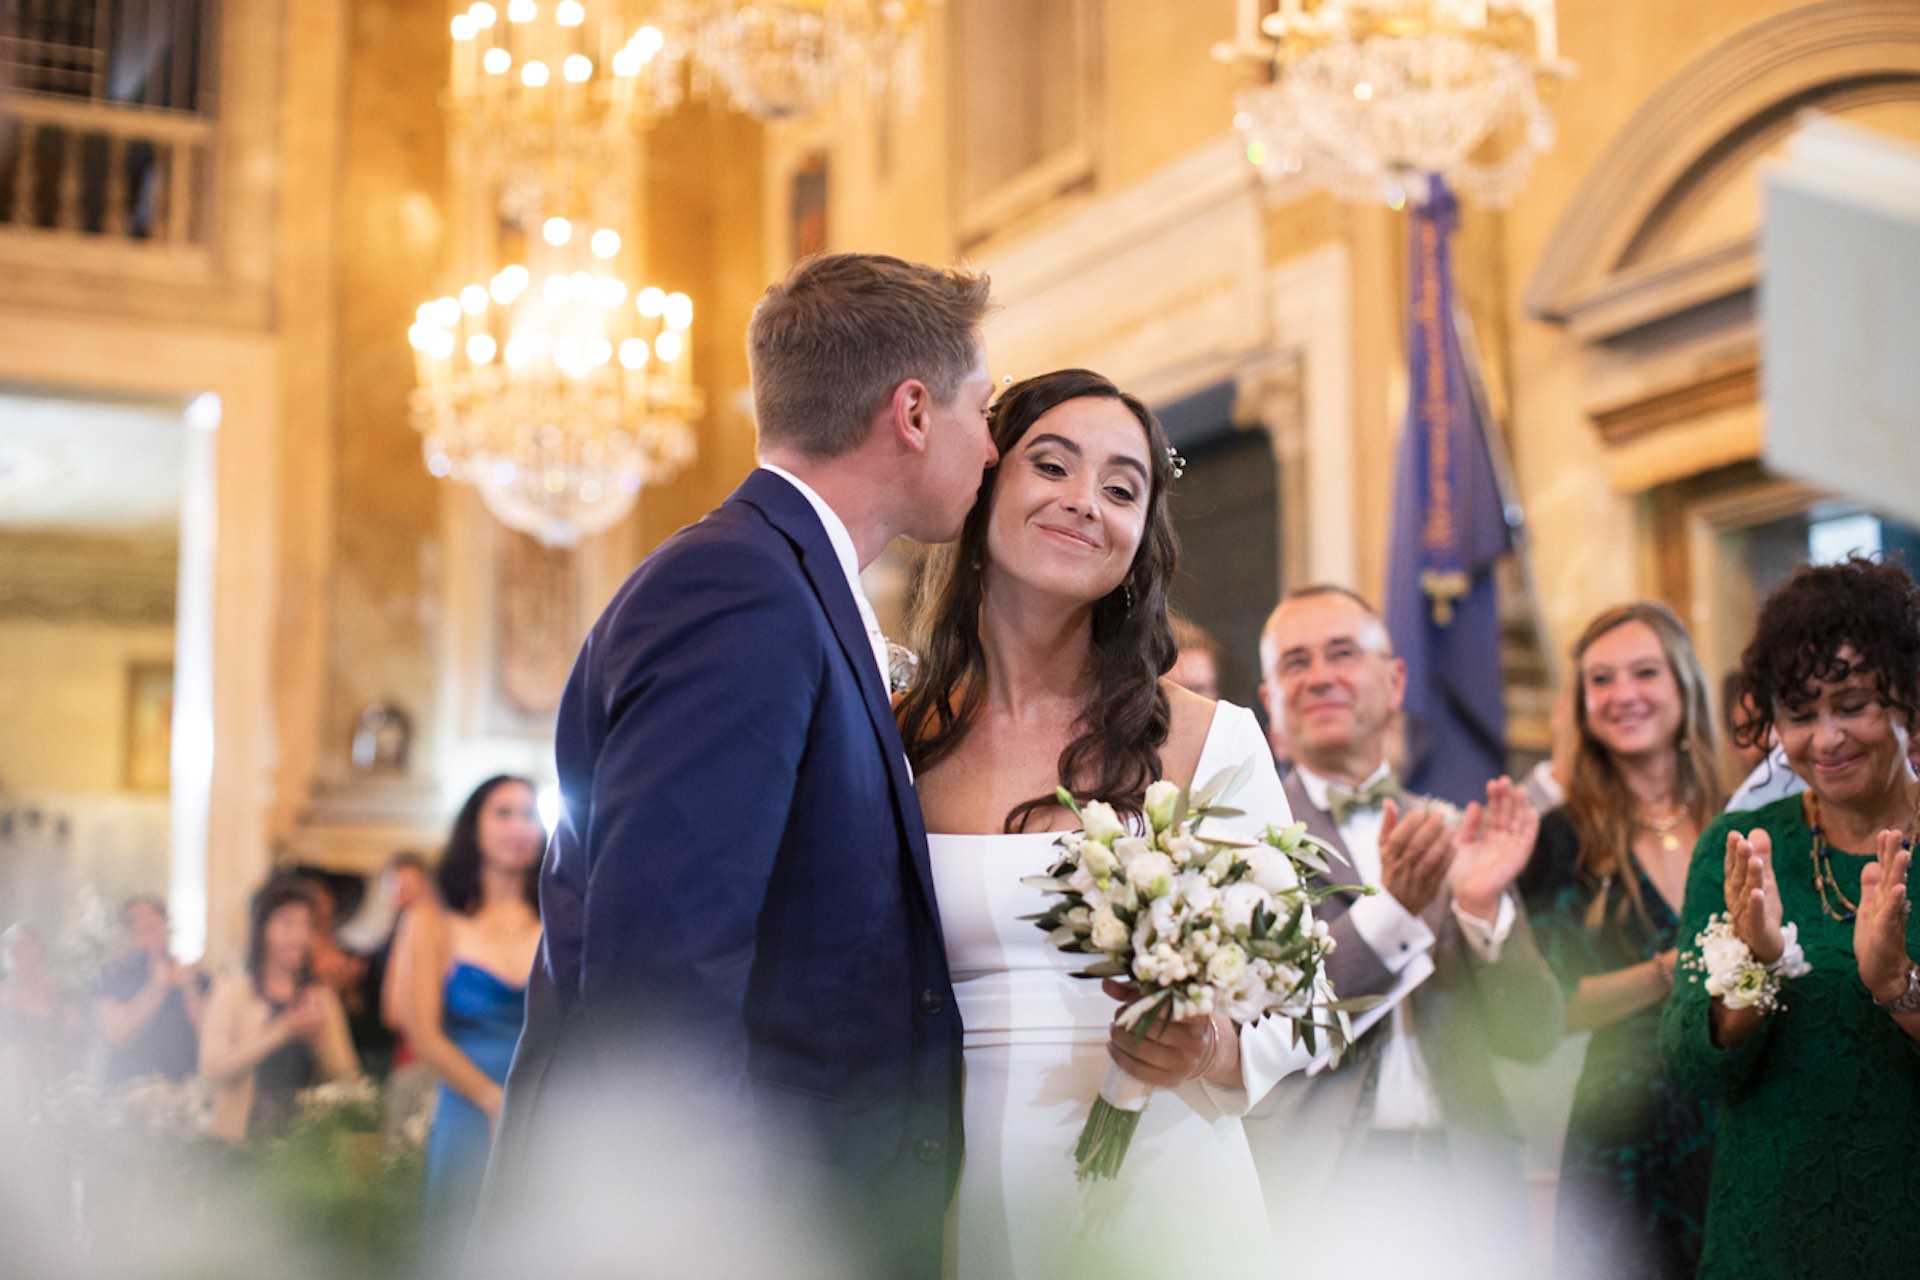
[1326,774,1403,825]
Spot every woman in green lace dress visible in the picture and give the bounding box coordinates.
[1521,602,1719,1279]
[1660,558,1920,1280]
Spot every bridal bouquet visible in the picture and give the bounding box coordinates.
[1027,760,1354,1181]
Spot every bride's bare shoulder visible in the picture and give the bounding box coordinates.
[1159,679,1219,786]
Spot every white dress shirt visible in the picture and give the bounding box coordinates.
[759,463,892,692]
[1295,763,1514,1130]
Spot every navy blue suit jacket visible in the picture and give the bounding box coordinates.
[493,469,962,1272]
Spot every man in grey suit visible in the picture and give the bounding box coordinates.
[1248,585,1563,1274]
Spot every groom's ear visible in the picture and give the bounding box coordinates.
[888,377,935,453]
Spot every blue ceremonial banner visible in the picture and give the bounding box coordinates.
[1383,176,1514,807]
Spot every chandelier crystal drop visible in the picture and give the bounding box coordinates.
[409,217,700,546]
[1221,0,1570,208]
[665,0,932,122]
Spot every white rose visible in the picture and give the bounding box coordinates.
[1145,780,1181,833]
[1091,905,1129,952]
[1220,882,1271,933]
[1082,801,1126,844]
[1127,850,1176,898]
[1206,944,1248,987]
[1113,836,1152,869]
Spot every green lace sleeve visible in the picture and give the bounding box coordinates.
[1660,812,1774,1098]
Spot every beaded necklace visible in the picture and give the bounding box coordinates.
[1805,789,1920,924]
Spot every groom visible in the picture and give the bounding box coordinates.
[491,253,998,1276]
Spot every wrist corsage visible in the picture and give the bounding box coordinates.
[1683,913,1812,1014]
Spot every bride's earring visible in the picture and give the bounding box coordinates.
[1124,584,1135,612]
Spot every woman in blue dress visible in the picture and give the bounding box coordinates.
[396,775,544,1234]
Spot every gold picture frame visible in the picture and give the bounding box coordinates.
[125,661,174,793]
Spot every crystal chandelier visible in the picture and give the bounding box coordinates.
[664,0,932,122]
[447,0,687,221]
[413,0,702,547]
[1220,0,1570,207]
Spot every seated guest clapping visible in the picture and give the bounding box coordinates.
[1661,557,1920,1279]
[92,896,207,1087]
[201,880,357,1142]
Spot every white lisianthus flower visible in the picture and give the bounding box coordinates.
[1067,866,1097,896]
[1700,931,1750,979]
[1144,780,1181,833]
[1176,874,1219,918]
[1164,832,1207,867]
[1112,836,1152,870]
[1126,850,1176,898]
[1082,801,1126,844]
[1220,881,1271,933]
[1206,944,1249,987]
[1244,846,1302,894]
[1091,905,1129,952]
[1710,965,1771,1008]
[1200,848,1234,885]
[1081,840,1120,879]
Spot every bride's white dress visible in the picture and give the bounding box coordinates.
[928,701,1303,1280]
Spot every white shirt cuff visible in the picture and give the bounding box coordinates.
[1451,892,1516,963]
[1210,1012,1321,1115]
[1347,891,1437,975]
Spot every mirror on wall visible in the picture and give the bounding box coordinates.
[0,387,187,946]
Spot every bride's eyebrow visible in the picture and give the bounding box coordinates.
[1024,432,1149,483]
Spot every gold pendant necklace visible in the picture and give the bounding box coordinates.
[1637,808,1684,854]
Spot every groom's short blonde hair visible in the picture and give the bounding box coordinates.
[748,252,991,459]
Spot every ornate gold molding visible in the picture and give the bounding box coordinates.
[1589,354,1760,446]
[1526,1,1920,326]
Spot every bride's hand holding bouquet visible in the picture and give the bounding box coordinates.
[1026,760,1360,1181]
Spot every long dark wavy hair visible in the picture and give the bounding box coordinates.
[897,368,1180,831]
[437,775,542,915]
[246,878,318,993]
[1564,602,1722,928]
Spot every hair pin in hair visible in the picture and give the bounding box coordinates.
[1166,446,1187,480]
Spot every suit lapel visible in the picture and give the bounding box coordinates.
[729,470,944,929]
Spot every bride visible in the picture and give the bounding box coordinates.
[897,369,1307,1279]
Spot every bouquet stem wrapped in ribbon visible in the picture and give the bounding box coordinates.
[1027,760,1359,1182]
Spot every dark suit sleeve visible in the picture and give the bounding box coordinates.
[573,537,826,1082]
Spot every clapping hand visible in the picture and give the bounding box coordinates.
[1724,829,1784,965]
[283,988,330,1041]
[1378,800,1455,916]
[1451,776,1541,923]
[1855,830,1914,1005]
